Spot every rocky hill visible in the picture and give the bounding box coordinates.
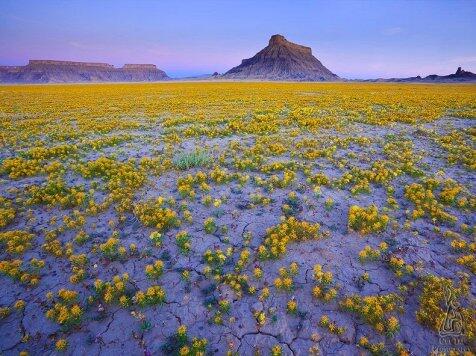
[222,34,339,81]
[0,60,169,83]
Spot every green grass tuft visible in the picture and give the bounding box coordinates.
[173,149,212,170]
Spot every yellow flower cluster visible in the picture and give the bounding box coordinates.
[63,210,86,229]
[306,172,330,186]
[0,306,11,319]
[45,289,83,329]
[203,248,229,268]
[0,230,35,254]
[27,178,87,208]
[134,285,166,306]
[0,259,40,286]
[69,254,87,284]
[176,230,191,254]
[55,338,68,351]
[203,217,216,234]
[250,193,272,207]
[286,299,298,314]
[358,336,384,355]
[234,248,251,272]
[388,256,414,277]
[338,161,398,195]
[222,273,250,298]
[436,130,476,170]
[254,310,266,326]
[177,337,208,356]
[177,172,209,199]
[404,182,456,223]
[94,273,130,305]
[134,197,180,231]
[1,157,42,179]
[439,179,464,205]
[42,230,65,257]
[254,169,296,192]
[26,144,78,160]
[258,216,321,259]
[77,156,147,212]
[145,260,164,279]
[274,263,298,292]
[358,242,388,262]
[456,254,476,274]
[99,237,127,260]
[319,315,345,335]
[312,264,337,302]
[348,204,389,234]
[340,293,401,334]
[271,344,282,356]
[0,196,15,228]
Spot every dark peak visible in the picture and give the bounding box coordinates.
[269,34,287,46]
[456,66,463,75]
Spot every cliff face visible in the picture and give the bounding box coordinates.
[0,60,169,83]
[222,34,339,81]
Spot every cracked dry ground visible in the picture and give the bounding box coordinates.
[0,83,475,355]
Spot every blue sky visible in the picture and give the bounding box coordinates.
[0,0,475,78]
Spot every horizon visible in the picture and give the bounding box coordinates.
[1,0,475,79]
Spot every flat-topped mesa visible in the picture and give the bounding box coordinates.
[0,59,169,83]
[122,64,158,70]
[28,60,114,68]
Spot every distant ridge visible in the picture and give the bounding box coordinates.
[368,67,476,83]
[0,60,169,83]
[222,34,339,81]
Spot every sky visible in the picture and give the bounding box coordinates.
[0,0,475,79]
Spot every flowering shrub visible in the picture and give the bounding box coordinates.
[358,242,388,262]
[203,217,216,234]
[358,336,384,355]
[319,315,345,335]
[340,293,402,334]
[286,298,298,314]
[94,274,130,305]
[45,289,83,329]
[348,205,389,234]
[312,264,337,301]
[27,179,87,208]
[1,157,42,179]
[175,230,191,254]
[145,260,164,279]
[99,236,127,260]
[274,263,298,292]
[0,259,41,286]
[258,216,321,259]
[134,197,180,231]
[134,285,166,306]
[404,182,457,223]
[0,230,35,254]
[0,196,15,228]
[388,256,414,277]
[162,325,208,356]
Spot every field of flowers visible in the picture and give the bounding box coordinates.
[0,82,475,355]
